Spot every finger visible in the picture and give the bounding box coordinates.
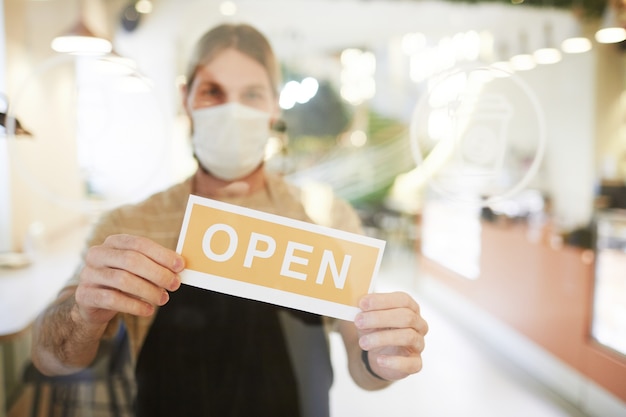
[374,353,424,376]
[86,244,181,292]
[355,307,426,333]
[359,328,424,353]
[82,265,170,307]
[357,292,428,335]
[359,292,420,314]
[75,285,155,318]
[110,248,181,292]
[103,234,185,273]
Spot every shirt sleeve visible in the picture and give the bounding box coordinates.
[328,197,364,235]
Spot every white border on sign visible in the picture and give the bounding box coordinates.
[181,269,361,322]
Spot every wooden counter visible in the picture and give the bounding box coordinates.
[419,221,626,405]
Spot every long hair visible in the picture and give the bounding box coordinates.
[185,23,280,96]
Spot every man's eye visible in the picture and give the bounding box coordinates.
[245,91,264,101]
[201,87,220,97]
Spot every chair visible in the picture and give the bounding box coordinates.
[22,324,134,417]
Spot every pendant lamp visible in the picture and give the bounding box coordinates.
[561,36,592,53]
[51,1,112,55]
[0,94,32,137]
[561,0,592,54]
[534,21,562,65]
[595,4,626,44]
[509,32,536,71]
[0,112,32,137]
[490,42,515,78]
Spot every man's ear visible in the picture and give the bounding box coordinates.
[269,100,281,126]
[271,119,287,134]
[181,82,191,116]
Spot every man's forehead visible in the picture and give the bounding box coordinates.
[193,66,271,91]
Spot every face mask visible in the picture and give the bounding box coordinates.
[191,102,271,181]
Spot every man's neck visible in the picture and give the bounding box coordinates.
[192,166,266,199]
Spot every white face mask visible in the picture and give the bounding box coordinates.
[191,102,271,181]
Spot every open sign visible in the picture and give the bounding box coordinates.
[176,195,386,321]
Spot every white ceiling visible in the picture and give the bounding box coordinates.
[117,0,579,71]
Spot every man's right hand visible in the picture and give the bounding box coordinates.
[75,234,185,326]
[32,234,184,376]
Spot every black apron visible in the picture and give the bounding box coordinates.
[134,284,331,417]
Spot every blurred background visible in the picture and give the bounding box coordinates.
[1,0,626,416]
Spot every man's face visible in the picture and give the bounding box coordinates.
[185,48,278,118]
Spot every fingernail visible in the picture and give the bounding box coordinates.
[160,290,169,305]
[359,335,371,350]
[376,355,389,367]
[359,297,370,311]
[169,275,182,292]
[354,314,365,328]
[143,303,155,316]
[173,257,185,272]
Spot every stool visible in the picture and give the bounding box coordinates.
[23,324,134,417]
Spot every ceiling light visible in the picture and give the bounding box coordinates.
[595,5,626,44]
[533,22,561,65]
[561,37,592,53]
[135,0,153,14]
[534,47,562,64]
[51,19,112,55]
[509,32,536,71]
[488,41,514,77]
[220,1,237,16]
[509,54,536,71]
[561,12,592,54]
[595,27,626,44]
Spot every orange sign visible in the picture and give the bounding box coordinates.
[176,195,386,321]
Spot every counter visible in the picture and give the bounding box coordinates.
[419,209,626,409]
[0,225,88,415]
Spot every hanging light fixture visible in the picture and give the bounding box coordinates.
[595,3,626,44]
[490,41,515,77]
[135,0,153,14]
[534,21,562,64]
[510,32,536,71]
[220,1,238,16]
[0,94,32,137]
[0,112,32,137]
[51,0,112,55]
[560,0,592,53]
[561,35,592,53]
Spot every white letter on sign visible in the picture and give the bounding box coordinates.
[244,232,276,268]
[316,250,352,289]
[202,223,237,262]
[281,241,313,281]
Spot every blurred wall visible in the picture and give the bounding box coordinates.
[4,0,88,252]
[2,0,624,252]
[0,0,9,253]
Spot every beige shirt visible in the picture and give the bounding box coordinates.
[66,172,363,360]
